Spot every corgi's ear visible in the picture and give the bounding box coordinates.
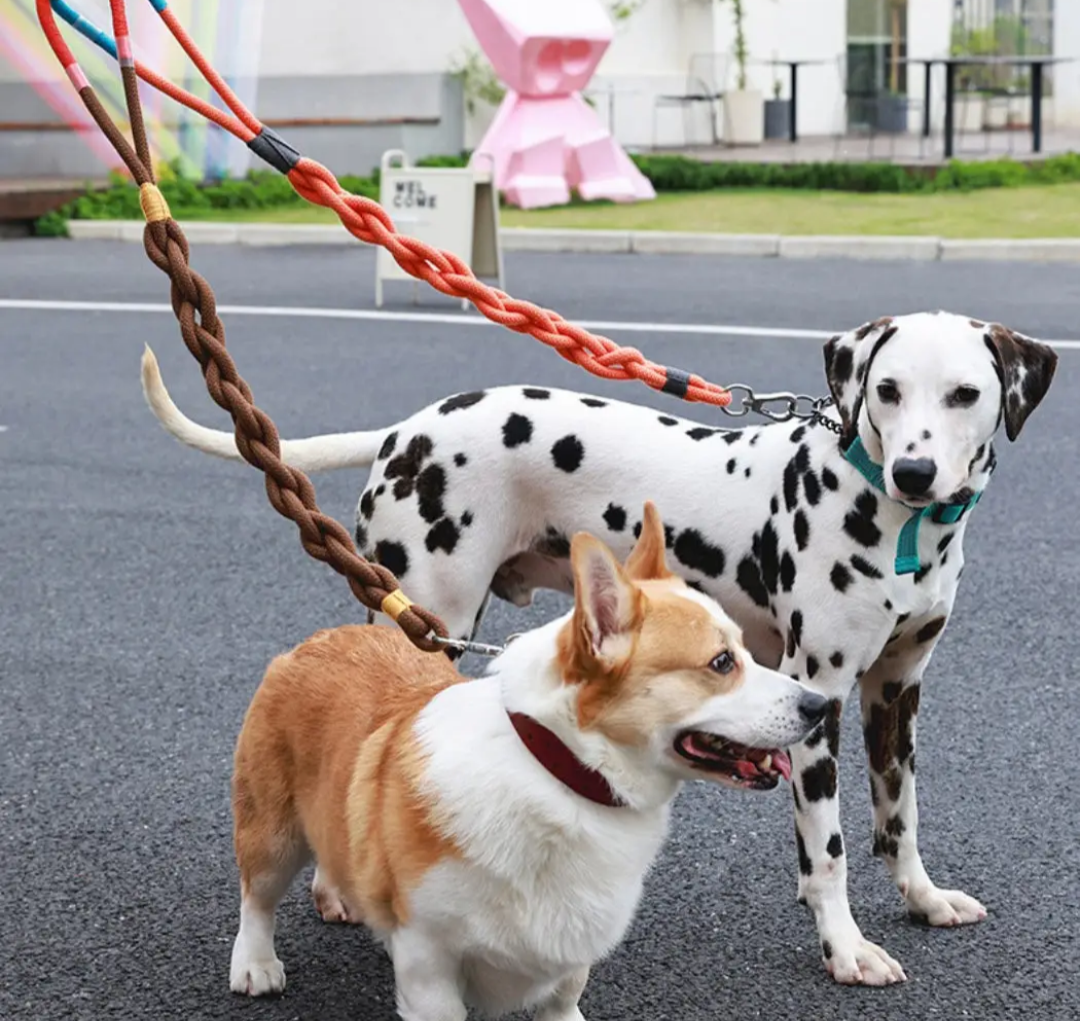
[569,532,642,664]
[624,501,674,582]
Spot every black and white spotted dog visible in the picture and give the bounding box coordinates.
[142,311,1057,986]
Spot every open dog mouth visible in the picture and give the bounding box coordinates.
[674,731,792,790]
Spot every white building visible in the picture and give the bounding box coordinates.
[1,0,1077,179]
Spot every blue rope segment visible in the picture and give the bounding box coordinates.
[842,436,981,576]
[51,0,117,60]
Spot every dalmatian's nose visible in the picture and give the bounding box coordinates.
[892,457,937,497]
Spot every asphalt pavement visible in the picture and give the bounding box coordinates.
[2,239,1079,1021]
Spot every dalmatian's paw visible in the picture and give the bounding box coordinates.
[822,932,907,986]
[905,884,987,927]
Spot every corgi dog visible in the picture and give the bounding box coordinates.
[229,502,828,1020]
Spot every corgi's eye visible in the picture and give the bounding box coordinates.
[710,651,735,674]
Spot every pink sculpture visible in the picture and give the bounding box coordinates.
[458,0,656,209]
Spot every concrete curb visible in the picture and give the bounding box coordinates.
[62,219,1080,262]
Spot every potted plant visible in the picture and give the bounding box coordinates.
[763,57,790,139]
[449,47,506,151]
[721,0,764,146]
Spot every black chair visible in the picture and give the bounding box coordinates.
[652,52,728,148]
[832,53,926,161]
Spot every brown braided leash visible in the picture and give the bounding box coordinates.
[68,36,448,652]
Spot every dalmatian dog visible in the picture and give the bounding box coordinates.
[141,311,1057,986]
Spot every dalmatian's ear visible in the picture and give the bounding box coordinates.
[982,324,1058,441]
[822,316,897,442]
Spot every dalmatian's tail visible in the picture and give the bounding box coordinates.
[139,346,386,472]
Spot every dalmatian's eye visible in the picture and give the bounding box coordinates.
[876,381,900,404]
[947,385,981,408]
[710,650,736,674]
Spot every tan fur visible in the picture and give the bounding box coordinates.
[559,502,746,744]
[232,625,466,931]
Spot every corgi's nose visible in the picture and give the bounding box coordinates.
[797,691,830,727]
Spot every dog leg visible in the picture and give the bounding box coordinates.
[229,842,308,996]
[860,658,987,929]
[785,656,906,987]
[391,928,467,1021]
[534,967,589,1021]
[311,865,358,924]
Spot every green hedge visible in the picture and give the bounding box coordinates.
[33,150,1080,236]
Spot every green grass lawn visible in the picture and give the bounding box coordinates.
[168,183,1080,238]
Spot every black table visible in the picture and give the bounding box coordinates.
[752,58,833,142]
[909,55,1073,159]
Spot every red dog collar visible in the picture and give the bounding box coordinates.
[507,711,627,808]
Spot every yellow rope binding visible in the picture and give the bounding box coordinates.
[139,183,171,223]
[381,589,413,621]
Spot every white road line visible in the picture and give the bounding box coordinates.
[2,297,1079,349]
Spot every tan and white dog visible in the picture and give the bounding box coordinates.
[229,503,829,1020]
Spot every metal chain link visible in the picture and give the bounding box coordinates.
[719,385,843,434]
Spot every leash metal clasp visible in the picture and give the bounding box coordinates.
[721,385,840,432]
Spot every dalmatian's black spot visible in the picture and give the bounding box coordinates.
[884,598,893,610]
[687,580,705,593]
[664,525,675,549]
[896,612,911,626]
[454,453,468,467]
[749,432,761,446]
[377,431,398,460]
[968,443,986,473]
[827,833,844,858]
[674,529,726,579]
[803,471,822,506]
[359,489,375,520]
[831,345,854,385]
[913,563,932,584]
[941,552,950,567]
[821,940,833,960]
[823,699,842,758]
[794,510,810,551]
[882,681,901,703]
[726,458,737,475]
[872,831,899,859]
[897,685,920,764]
[603,503,627,532]
[790,609,803,649]
[375,540,409,578]
[786,627,797,659]
[782,461,799,512]
[633,521,642,539]
[386,434,434,489]
[416,463,447,524]
[830,562,853,593]
[844,491,881,548]
[354,522,368,550]
[744,467,751,479]
[938,532,955,553]
[375,484,385,497]
[796,828,812,876]
[792,783,801,811]
[552,435,585,473]
[722,431,741,445]
[806,655,819,679]
[438,391,486,415]
[581,398,607,408]
[779,552,796,592]
[790,425,806,443]
[850,554,883,579]
[461,511,474,527]
[687,427,718,441]
[916,616,947,643]
[821,467,839,491]
[658,415,678,426]
[522,388,550,400]
[533,528,570,558]
[801,758,838,802]
[794,443,811,474]
[502,413,533,448]
[771,496,780,516]
[759,521,781,594]
[829,651,844,669]
[736,557,769,608]
[425,518,461,554]
[909,752,917,774]
[885,815,906,837]
[869,776,880,807]
[921,429,931,441]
